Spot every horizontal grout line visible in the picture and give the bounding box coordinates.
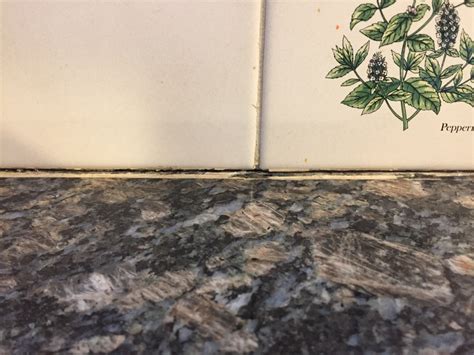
[0,169,473,181]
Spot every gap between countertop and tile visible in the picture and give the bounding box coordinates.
[0,169,473,180]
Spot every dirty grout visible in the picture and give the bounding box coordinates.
[0,169,473,181]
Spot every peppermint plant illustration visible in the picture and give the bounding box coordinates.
[326,0,474,130]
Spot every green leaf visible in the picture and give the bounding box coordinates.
[420,68,442,91]
[332,37,355,68]
[441,85,474,106]
[326,65,352,79]
[381,14,412,47]
[412,4,430,22]
[460,30,474,63]
[341,78,361,86]
[425,57,441,77]
[360,22,388,42]
[407,34,435,52]
[350,4,378,30]
[391,50,405,68]
[465,0,474,8]
[432,0,443,13]
[379,0,396,9]
[333,45,352,67]
[471,66,474,81]
[362,96,384,115]
[387,90,412,101]
[332,48,346,65]
[406,51,425,72]
[453,70,463,86]
[342,36,354,65]
[428,49,445,59]
[342,82,375,109]
[441,64,463,79]
[403,78,441,113]
[354,41,370,68]
[378,79,401,96]
[458,85,473,106]
[446,48,460,58]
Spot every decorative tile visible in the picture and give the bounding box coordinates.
[1,0,261,169]
[261,0,474,170]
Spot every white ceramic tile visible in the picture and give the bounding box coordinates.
[261,0,474,170]
[1,0,261,169]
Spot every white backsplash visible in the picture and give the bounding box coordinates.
[1,0,261,169]
[1,0,473,170]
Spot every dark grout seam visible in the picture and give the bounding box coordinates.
[1,168,473,177]
[253,0,267,169]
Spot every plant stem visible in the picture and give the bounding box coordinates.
[376,0,388,23]
[400,42,407,81]
[399,2,441,130]
[440,52,447,72]
[409,12,437,37]
[387,100,404,121]
[403,66,413,81]
[399,37,410,130]
[408,110,421,122]
[352,69,370,89]
[401,102,409,130]
[458,78,472,86]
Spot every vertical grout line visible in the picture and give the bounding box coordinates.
[253,0,267,169]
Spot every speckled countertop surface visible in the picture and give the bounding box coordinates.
[1,175,473,354]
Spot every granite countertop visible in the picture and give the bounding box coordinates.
[0,175,473,354]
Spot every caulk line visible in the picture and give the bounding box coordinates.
[253,0,267,169]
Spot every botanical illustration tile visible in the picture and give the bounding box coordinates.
[261,0,474,170]
[1,0,261,169]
